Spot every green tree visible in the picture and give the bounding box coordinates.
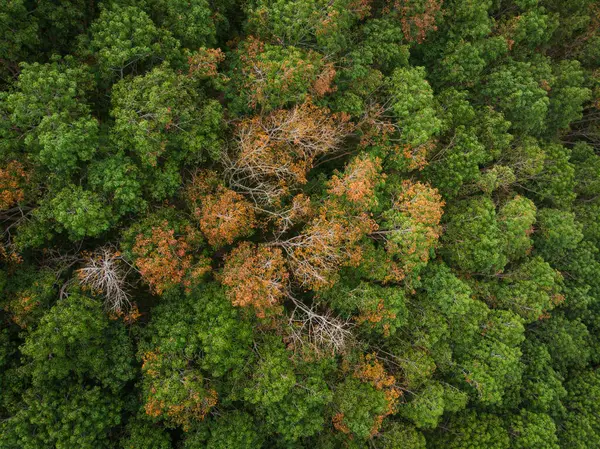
[110,63,223,170]
[0,385,123,449]
[20,292,134,391]
[441,196,507,274]
[388,66,441,146]
[507,410,560,449]
[428,411,510,449]
[87,5,181,81]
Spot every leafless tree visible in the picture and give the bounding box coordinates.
[77,246,135,313]
[286,295,353,356]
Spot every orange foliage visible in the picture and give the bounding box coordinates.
[277,202,377,290]
[377,180,444,283]
[221,241,289,318]
[187,170,257,248]
[0,161,29,210]
[395,180,444,227]
[275,155,382,290]
[227,99,352,206]
[132,222,210,295]
[109,303,142,325]
[188,47,226,79]
[401,141,433,171]
[354,353,401,436]
[9,293,38,328]
[0,243,23,266]
[389,0,443,43]
[355,300,397,337]
[328,155,383,210]
[349,0,374,19]
[312,62,337,97]
[332,412,351,434]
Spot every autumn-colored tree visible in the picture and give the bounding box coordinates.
[186,170,256,248]
[0,266,55,329]
[187,47,226,83]
[385,0,443,43]
[224,99,352,207]
[327,155,384,211]
[0,161,29,210]
[375,180,445,285]
[124,213,211,295]
[276,202,376,290]
[271,155,381,290]
[220,241,289,318]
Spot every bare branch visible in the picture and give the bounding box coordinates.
[77,246,134,313]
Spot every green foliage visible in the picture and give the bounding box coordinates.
[546,60,592,133]
[2,56,94,156]
[88,5,181,81]
[375,422,426,449]
[146,0,216,49]
[482,59,551,134]
[520,339,566,413]
[531,313,591,374]
[425,127,487,198]
[0,385,123,449]
[246,0,361,54]
[0,0,38,82]
[260,359,334,444]
[559,370,600,449]
[491,256,563,321]
[530,143,576,208]
[140,283,253,379]
[88,154,146,216]
[497,195,537,261]
[441,196,507,274]
[400,381,467,429]
[428,411,510,449]
[320,281,408,337]
[47,185,112,240]
[508,410,560,449]
[333,377,388,440]
[120,417,172,449]
[21,293,134,391]
[388,66,441,146]
[227,40,330,114]
[110,63,223,169]
[243,336,296,405]
[534,208,583,261]
[206,411,262,449]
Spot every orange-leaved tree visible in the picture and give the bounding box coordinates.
[224,99,353,208]
[0,161,29,210]
[124,212,211,295]
[374,179,444,286]
[220,241,289,318]
[386,0,443,44]
[273,155,382,290]
[187,170,257,248]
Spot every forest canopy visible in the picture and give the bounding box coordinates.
[1,0,600,448]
